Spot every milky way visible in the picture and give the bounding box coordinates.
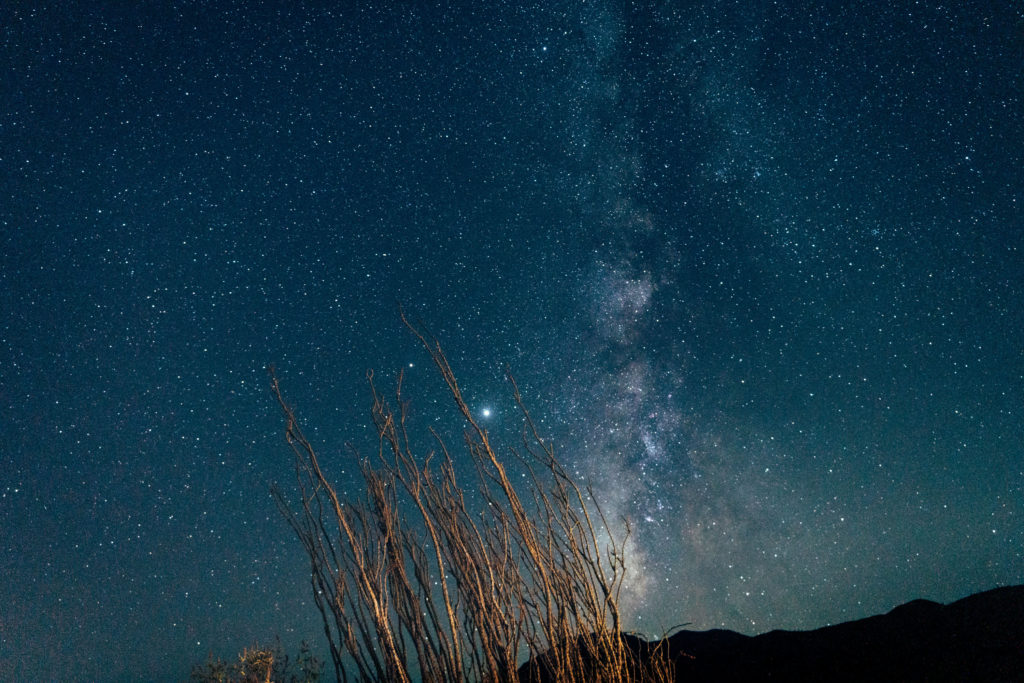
[3,2,1022,680]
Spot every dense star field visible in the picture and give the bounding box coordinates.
[3,2,1022,680]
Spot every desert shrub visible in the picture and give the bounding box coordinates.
[190,639,322,683]
[270,314,674,683]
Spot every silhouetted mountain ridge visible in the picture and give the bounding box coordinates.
[520,585,1024,682]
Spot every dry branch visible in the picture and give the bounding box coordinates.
[270,317,674,683]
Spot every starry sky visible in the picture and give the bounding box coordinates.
[3,1,1023,680]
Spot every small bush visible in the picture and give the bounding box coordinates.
[190,639,322,683]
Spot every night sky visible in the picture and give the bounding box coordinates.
[3,2,1023,680]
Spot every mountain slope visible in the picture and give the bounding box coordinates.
[519,585,1024,682]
